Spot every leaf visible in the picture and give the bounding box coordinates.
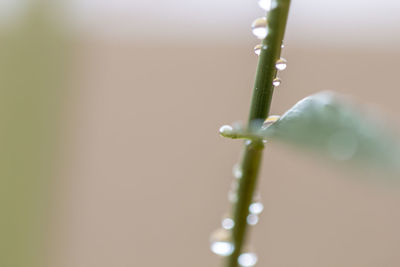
[262,91,400,172]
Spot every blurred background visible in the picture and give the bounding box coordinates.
[1,0,400,267]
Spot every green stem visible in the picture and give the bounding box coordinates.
[226,1,291,267]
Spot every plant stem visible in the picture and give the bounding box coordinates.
[226,1,291,267]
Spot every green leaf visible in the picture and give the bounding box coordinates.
[262,91,400,172]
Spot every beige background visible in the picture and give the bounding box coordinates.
[0,1,399,266]
[45,39,400,267]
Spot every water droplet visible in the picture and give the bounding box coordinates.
[271,1,278,9]
[249,202,264,215]
[262,115,280,129]
[258,0,272,11]
[254,44,262,56]
[272,78,281,87]
[228,190,238,203]
[254,44,267,56]
[222,217,235,230]
[247,214,259,225]
[281,43,285,49]
[265,115,280,123]
[210,228,235,256]
[219,125,233,135]
[238,252,258,267]
[232,164,243,179]
[275,58,287,70]
[210,241,235,256]
[251,17,268,39]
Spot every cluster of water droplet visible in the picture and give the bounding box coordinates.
[209,160,264,266]
[251,0,287,88]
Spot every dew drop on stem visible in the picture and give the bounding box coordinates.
[228,181,238,202]
[238,252,258,267]
[232,164,243,179]
[210,228,235,256]
[254,44,262,56]
[251,17,268,39]
[272,78,281,87]
[221,216,235,230]
[249,202,264,215]
[228,191,237,203]
[258,0,272,11]
[247,214,259,225]
[275,58,287,70]
[262,115,280,129]
[254,44,267,56]
[219,125,233,135]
